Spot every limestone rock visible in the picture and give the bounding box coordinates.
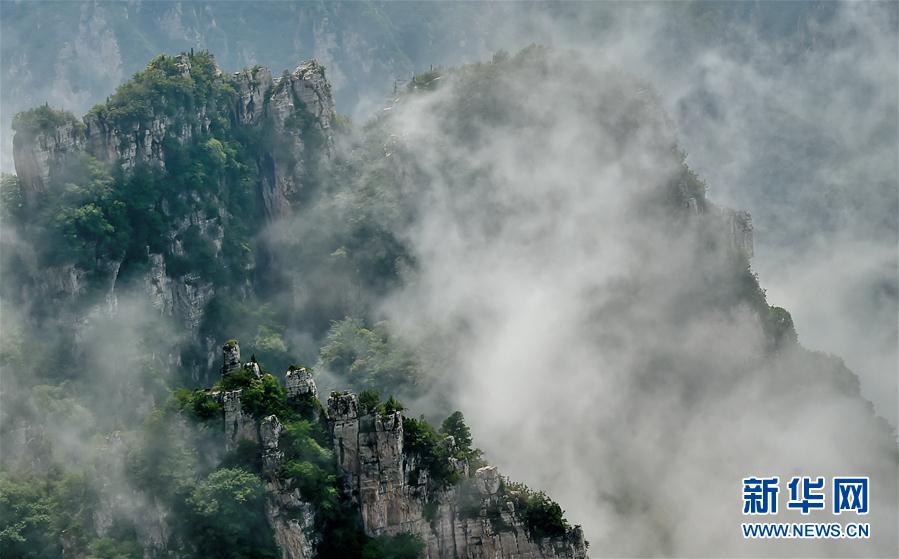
[266,477,317,559]
[203,346,587,559]
[259,60,335,218]
[286,367,317,401]
[221,340,242,376]
[233,65,273,126]
[326,391,589,559]
[12,118,85,207]
[261,414,284,474]
[10,56,333,382]
[475,465,500,496]
[220,389,257,449]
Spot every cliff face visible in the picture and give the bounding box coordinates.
[10,52,335,378]
[206,342,588,559]
[13,54,333,210]
[257,60,335,218]
[328,392,588,559]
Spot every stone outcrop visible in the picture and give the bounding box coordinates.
[233,65,273,126]
[12,117,85,207]
[286,366,317,402]
[221,340,242,376]
[259,60,335,218]
[260,413,317,559]
[202,343,588,559]
[11,52,335,381]
[327,392,589,559]
[209,345,317,559]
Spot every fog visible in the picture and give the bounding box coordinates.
[364,28,898,559]
[1,1,896,556]
[483,1,899,429]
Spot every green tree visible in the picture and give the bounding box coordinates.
[358,389,381,414]
[0,473,59,558]
[0,174,24,222]
[184,468,277,558]
[318,318,424,398]
[440,411,472,450]
[361,533,426,559]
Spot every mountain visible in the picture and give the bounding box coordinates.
[0,49,587,559]
[0,0,499,171]
[5,2,894,429]
[1,46,896,557]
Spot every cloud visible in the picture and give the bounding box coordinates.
[372,41,897,556]
[482,0,899,428]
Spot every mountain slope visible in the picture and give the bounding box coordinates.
[1,47,896,557]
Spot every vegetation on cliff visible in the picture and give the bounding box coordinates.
[12,105,84,139]
[87,52,231,129]
[2,42,881,559]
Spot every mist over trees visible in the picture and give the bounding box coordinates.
[1,2,897,558]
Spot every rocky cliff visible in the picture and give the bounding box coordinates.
[13,53,333,212]
[9,51,335,380]
[204,341,588,559]
[328,391,588,559]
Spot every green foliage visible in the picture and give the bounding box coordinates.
[319,318,424,398]
[440,411,472,450]
[358,389,381,414]
[216,368,293,420]
[183,468,277,558]
[38,154,131,266]
[0,174,24,223]
[0,470,138,559]
[87,51,228,129]
[401,416,460,488]
[440,410,484,467]
[174,388,223,421]
[379,395,404,417]
[361,533,426,559]
[241,374,289,418]
[505,481,569,539]
[280,419,338,511]
[0,471,62,557]
[12,105,83,138]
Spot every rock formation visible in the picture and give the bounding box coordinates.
[203,342,589,559]
[10,52,336,380]
[327,391,588,559]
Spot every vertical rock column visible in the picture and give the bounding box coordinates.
[327,392,416,536]
[221,340,241,376]
[217,341,258,448]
